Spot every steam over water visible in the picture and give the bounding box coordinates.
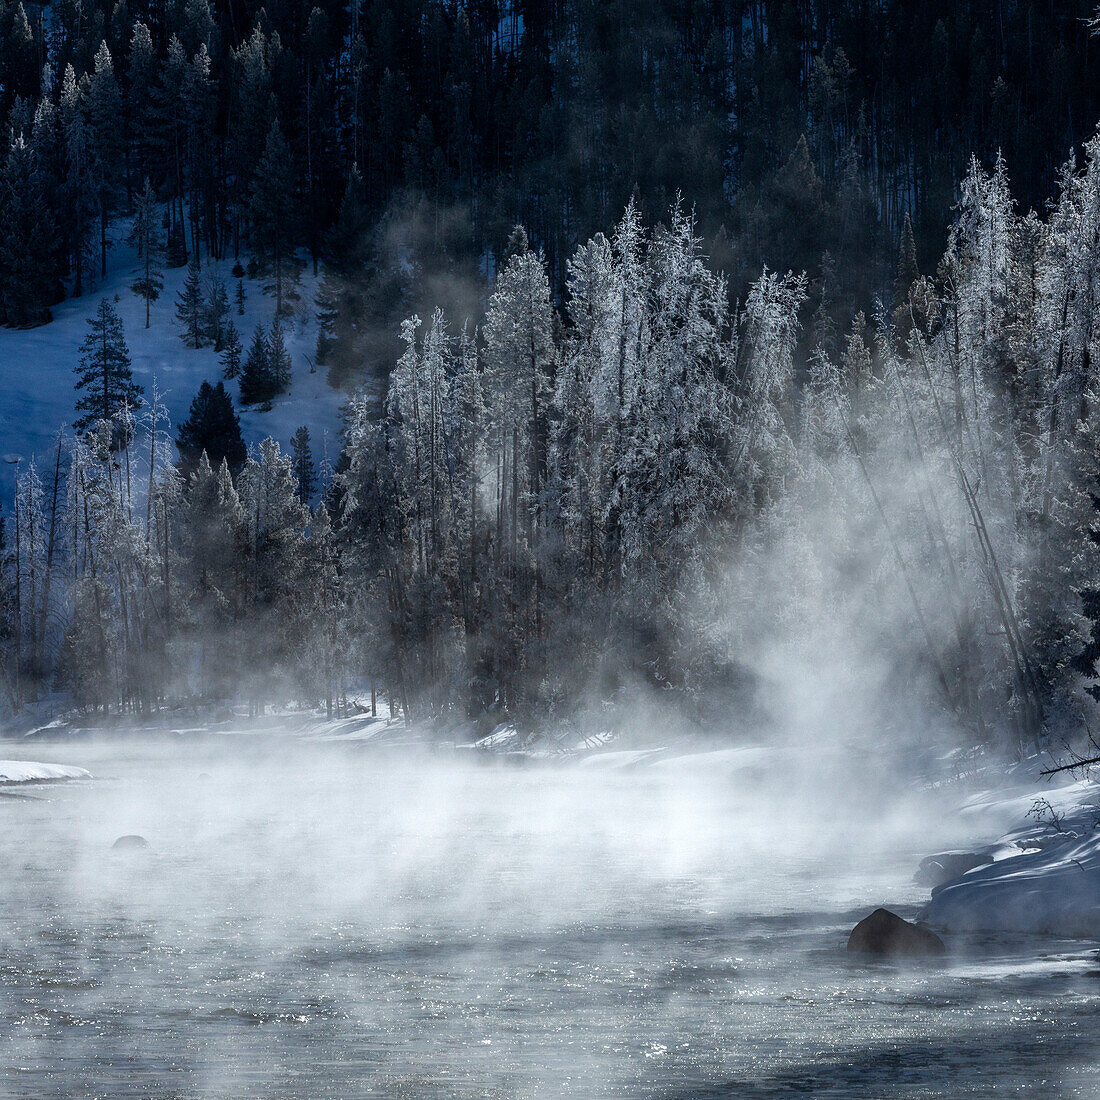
[2,739,1100,1098]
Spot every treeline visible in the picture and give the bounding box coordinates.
[8,131,1100,745]
[2,0,1100,384]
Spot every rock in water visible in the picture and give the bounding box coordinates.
[847,908,945,957]
[111,834,149,851]
[915,851,993,888]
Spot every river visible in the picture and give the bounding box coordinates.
[1,737,1098,1098]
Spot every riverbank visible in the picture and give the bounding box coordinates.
[919,764,1100,938]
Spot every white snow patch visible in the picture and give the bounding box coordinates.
[574,748,668,769]
[474,724,523,750]
[0,760,91,784]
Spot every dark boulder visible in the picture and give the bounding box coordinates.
[847,908,945,957]
[914,851,993,888]
[111,834,149,851]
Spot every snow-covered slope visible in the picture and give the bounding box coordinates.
[0,222,345,501]
[0,759,90,783]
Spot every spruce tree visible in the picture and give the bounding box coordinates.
[176,380,247,481]
[128,177,163,328]
[268,314,291,394]
[73,299,143,446]
[176,256,204,347]
[236,278,246,314]
[220,320,243,378]
[291,426,317,504]
[239,324,273,405]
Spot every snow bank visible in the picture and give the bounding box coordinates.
[297,714,406,743]
[921,778,1100,937]
[474,723,523,750]
[574,748,668,769]
[0,760,91,784]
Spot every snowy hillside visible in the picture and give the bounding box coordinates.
[0,222,345,502]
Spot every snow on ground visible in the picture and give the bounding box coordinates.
[471,723,524,750]
[573,747,669,769]
[921,767,1100,937]
[0,759,90,783]
[296,713,407,743]
[0,220,346,502]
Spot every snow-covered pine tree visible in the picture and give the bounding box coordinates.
[894,212,919,315]
[736,266,807,510]
[181,452,245,700]
[303,498,341,717]
[12,460,47,677]
[237,438,308,713]
[550,228,616,577]
[611,202,738,586]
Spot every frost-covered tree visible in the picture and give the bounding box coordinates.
[237,438,308,712]
[181,452,245,700]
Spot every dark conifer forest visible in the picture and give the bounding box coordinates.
[3,1,1099,367]
[5,1,1100,747]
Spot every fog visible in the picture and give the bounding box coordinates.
[6,737,1096,1098]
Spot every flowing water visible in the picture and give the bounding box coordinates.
[1,737,1099,1098]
